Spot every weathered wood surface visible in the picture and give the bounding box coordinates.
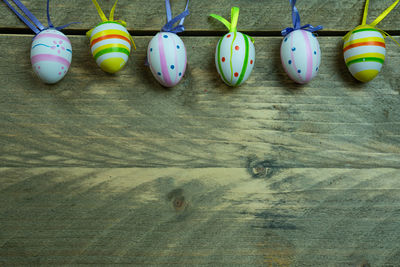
[1,1,400,264]
[1,167,400,266]
[1,35,400,169]
[0,0,400,32]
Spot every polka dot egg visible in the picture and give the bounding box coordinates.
[30,29,72,84]
[281,30,321,84]
[147,32,187,87]
[215,32,255,86]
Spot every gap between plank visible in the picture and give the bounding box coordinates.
[1,27,399,37]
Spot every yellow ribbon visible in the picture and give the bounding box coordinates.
[87,0,136,50]
[344,0,400,47]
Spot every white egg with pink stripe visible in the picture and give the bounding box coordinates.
[147,32,187,87]
[280,29,321,84]
[31,29,72,84]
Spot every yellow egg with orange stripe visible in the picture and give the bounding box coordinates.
[88,21,132,74]
[343,25,386,82]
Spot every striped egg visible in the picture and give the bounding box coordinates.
[281,30,321,84]
[215,32,255,86]
[89,21,132,74]
[343,25,385,83]
[147,32,187,87]
[30,29,72,84]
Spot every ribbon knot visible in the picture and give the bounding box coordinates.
[87,0,136,50]
[210,7,240,33]
[343,0,400,47]
[161,0,190,34]
[281,0,323,36]
[2,0,79,35]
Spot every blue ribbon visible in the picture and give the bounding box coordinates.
[2,0,78,35]
[281,0,323,36]
[161,0,190,34]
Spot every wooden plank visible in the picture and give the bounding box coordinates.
[0,0,400,32]
[1,167,400,265]
[1,35,400,168]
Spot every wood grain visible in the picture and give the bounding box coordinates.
[0,0,400,32]
[1,1,400,264]
[0,35,399,168]
[1,167,400,265]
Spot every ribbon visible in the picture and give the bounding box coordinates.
[210,7,254,43]
[281,0,323,36]
[210,7,240,33]
[161,0,190,34]
[2,0,78,34]
[87,0,136,50]
[343,0,400,47]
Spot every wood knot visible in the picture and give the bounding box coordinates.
[246,156,278,179]
[252,165,266,176]
[167,188,187,211]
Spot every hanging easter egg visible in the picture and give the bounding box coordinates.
[87,0,136,74]
[280,0,323,84]
[3,0,77,84]
[147,0,189,87]
[147,32,187,87]
[210,7,255,87]
[280,30,321,84]
[31,29,72,84]
[343,25,385,83]
[215,32,255,86]
[342,0,400,82]
[88,21,132,74]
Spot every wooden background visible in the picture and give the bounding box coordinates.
[1,0,400,266]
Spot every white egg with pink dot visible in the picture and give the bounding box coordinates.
[31,29,72,84]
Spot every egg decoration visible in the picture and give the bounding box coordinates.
[87,0,136,74]
[147,32,187,87]
[3,0,77,84]
[280,0,323,84]
[31,29,72,84]
[343,25,386,83]
[281,30,321,84]
[147,0,190,87]
[215,31,255,87]
[343,0,399,83]
[210,7,255,87]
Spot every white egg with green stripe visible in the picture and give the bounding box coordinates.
[215,32,255,86]
[210,7,255,87]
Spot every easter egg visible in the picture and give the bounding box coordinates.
[343,25,386,83]
[215,32,255,86]
[30,29,72,84]
[89,21,132,74]
[147,32,187,87]
[280,30,321,84]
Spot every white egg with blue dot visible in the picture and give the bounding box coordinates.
[147,32,187,87]
[280,29,321,84]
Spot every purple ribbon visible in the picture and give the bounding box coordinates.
[281,0,323,36]
[2,0,78,35]
[161,0,190,34]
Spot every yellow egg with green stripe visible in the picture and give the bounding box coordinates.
[89,21,132,73]
[343,25,386,82]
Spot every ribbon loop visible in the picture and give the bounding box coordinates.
[209,7,240,33]
[91,0,108,22]
[3,0,77,35]
[161,0,190,34]
[346,0,400,47]
[88,0,136,50]
[281,0,323,36]
[371,0,399,26]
